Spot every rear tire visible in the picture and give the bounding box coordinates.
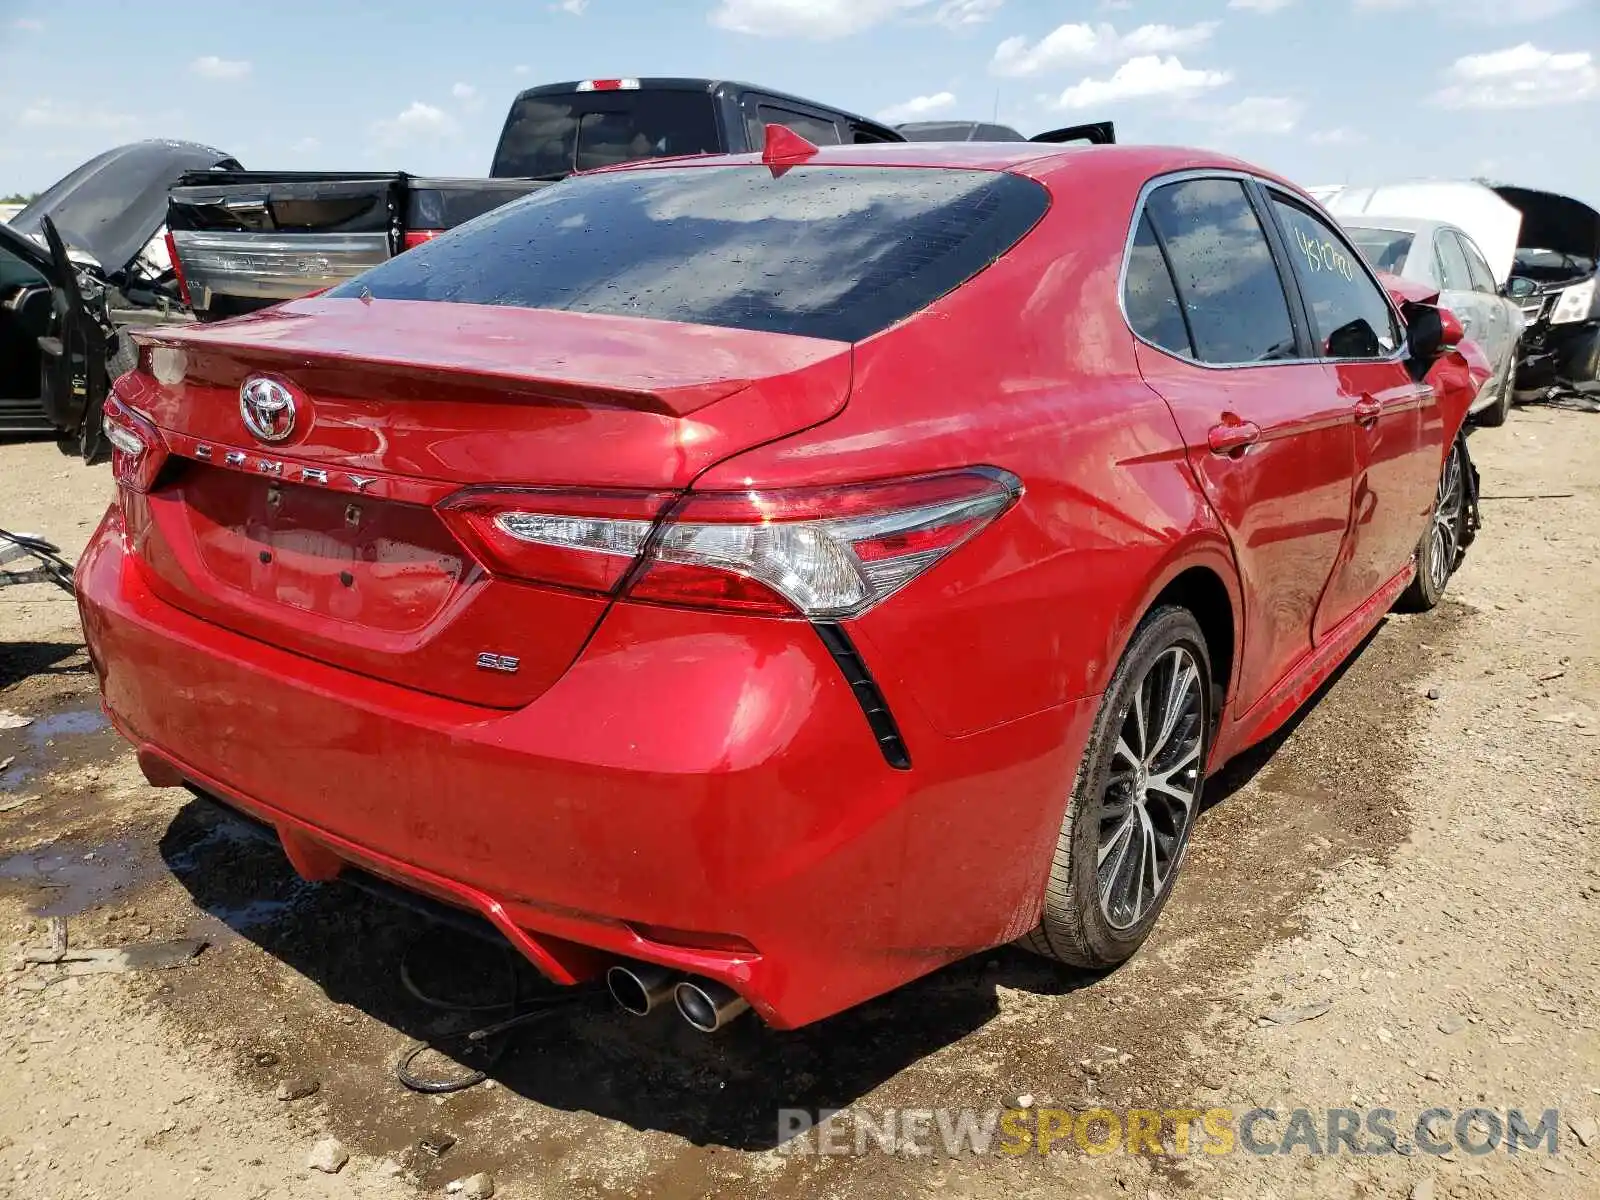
[1399,438,1467,612]
[1023,606,1212,969]
[1475,354,1514,427]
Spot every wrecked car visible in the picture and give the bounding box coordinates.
[1340,216,1523,425]
[80,137,1477,1032]
[2,139,240,459]
[1496,185,1600,388]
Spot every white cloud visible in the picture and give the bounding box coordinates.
[1213,95,1303,134]
[292,136,321,153]
[1229,0,1295,11]
[1310,127,1366,145]
[934,0,1002,29]
[551,0,589,12]
[18,101,137,131]
[1354,0,1577,20]
[513,64,531,76]
[12,17,44,30]
[372,101,457,146]
[190,55,251,81]
[451,81,485,112]
[878,91,959,122]
[710,0,928,38]
[992,21,1218,77]
[1053,55,1232,110]
[1433,43,1597,109]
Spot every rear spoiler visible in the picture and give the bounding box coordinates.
[1031,121,1115,146]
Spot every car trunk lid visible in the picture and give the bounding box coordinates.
[122,297,852,707]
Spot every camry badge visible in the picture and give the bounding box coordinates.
[239,376,297,443]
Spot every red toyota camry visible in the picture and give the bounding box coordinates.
[78,139,1478,1032]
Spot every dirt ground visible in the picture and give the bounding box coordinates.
[0,409,1596,1200]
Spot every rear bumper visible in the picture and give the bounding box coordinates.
[78,506,1093,1027]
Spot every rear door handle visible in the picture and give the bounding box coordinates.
[1207,420,1261,456]
[1354,397,1383,425]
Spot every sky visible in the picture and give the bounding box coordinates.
[0,0,1596,201]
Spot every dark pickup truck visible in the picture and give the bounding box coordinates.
[168,77,903,320]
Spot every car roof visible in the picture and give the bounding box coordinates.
[588,141,1291,190]
[1339,214,1455,237]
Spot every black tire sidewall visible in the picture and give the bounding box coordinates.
[1058,607,1212,963]
[1478,354,1513,426]
[1402,439,1467,611]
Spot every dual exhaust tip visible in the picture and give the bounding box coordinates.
[605,962,750,1033]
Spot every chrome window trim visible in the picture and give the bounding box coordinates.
[1117,167,1410,371]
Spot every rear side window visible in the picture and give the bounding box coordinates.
[1435,230,1473,293]
[750,105,843,149]
[1271,197,1401,359]
[1347,227,1414,275]
[1144,179,1297,365]
[332,166,1049,342]
[492,93,721,178]
[1459,235,1497,294]
[1124,214,1192,357]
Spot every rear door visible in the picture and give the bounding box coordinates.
[1263,191,1438,639]
[1434,226,1492,350]
[1128,176,1355,716]
[1459,231,1513,367]
[36,217,108,437]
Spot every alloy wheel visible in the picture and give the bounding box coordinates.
[1428,447,1464,595]
[1096,646,1205,931]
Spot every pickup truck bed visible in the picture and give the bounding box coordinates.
[168,172,546,318]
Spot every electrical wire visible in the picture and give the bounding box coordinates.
[392,928,599,1094]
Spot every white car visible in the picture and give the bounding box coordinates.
[1339,216,1526,426]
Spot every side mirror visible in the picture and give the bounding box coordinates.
[1503,276,1538,300]
[1403,303,1446,381]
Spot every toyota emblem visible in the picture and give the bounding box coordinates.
[239,376,298,443]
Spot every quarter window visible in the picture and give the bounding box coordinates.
[1124,213,1192,357]
[752,106,843,149]
[1435,230,1473,293]
[1144,179,1298,365]
[1271,197,1401,360]
[1459,235,1498,294]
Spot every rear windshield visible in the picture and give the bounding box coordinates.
[332,165,1050,342]
[1347,228,1415,275]
[491,92,722,179]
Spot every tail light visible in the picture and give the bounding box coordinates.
[102,393,169,493]
[439,469,1020,618]
[164,229,192,307]
[439,488,674,593]
[402,229,445,251]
